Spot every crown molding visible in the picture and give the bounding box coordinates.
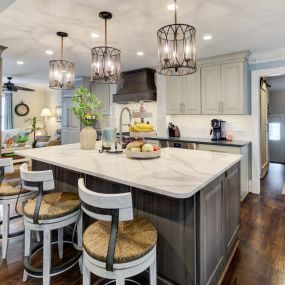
[249,49,285,65]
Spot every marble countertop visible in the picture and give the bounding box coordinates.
[144,136,251,147]
[15,144,242,199]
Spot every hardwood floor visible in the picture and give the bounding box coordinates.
[223,163,285,285]
[1,163,285,284]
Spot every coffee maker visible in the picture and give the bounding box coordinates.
[210,119,226,141]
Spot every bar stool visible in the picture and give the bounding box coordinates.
[0,158,35,259]
[20,163,82,285]
[78,178,157,285]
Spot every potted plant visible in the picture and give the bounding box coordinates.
[71,87,103,150]
[25,116,43,148]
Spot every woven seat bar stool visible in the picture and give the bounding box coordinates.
[0,158,35,259]
[20,163,82,285]
[78,178,157,285]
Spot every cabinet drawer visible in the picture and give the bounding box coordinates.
[197,144,241,154]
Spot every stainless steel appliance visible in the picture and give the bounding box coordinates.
[210,119,226,141]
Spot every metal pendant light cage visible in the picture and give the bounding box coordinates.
[91,46,121,83]
[157,0,197,76]
[49,32,75,90]
[91,11,121,83]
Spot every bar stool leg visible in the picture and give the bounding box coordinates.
[43,229,51,285]
[2,203,10,259]
[23,225,31,282]
[35,231,41,242]
[83,263,91,285]
[149,257,157,285]
[77,214,83,273]
[116,277,125,285]
[58,228,64,259]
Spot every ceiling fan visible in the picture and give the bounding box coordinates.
[2,77,35,92]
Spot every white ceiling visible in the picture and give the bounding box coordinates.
[1,0,285,84]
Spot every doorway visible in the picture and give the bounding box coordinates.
[251,66,285,194]
[267,75,285,164]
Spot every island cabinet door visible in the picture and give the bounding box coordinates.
[224,164,240,258]
[197,175,225,285]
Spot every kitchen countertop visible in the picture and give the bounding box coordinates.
[15,143,241,199]
[144,136,251,147]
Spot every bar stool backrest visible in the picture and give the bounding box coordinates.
[78,178,134,271]
[78,178,133,222]
[0,158,14,186]
[0,158,14,174]
[20,163,55,191]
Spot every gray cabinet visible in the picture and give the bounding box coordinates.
[198,176,225,285]
[198,163,240,285]
[166,70,201,115]
[224,165,240,258]
[61,76,91,145]
[91,83,113,116]
[61,96,80,145]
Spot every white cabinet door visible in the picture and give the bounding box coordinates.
[92,83,111,115]
[166,76,183,114]
[221,62,243,114]
[182,68,201,114]
[201,65,221,114]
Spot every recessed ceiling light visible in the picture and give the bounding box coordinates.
[137,51,144,56]
[16,61,24,65]
[167,3,177,11]
[91,33,99,38]
[203,35,212,41]
[45,50,53,55]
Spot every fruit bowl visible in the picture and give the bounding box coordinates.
[125,149,161,159]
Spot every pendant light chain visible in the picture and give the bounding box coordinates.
[60,35,64,60]
[105,17,107,47]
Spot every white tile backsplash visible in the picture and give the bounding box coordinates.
[167,115,252,141]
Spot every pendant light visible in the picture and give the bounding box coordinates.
[91,11,121,83]
[157,0,197,76]
[49,32,75,90]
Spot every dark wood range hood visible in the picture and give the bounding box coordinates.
[113,68,157,104]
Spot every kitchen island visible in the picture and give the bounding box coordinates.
[16,144,242,285]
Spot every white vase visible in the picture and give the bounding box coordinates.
[80,126,97,150]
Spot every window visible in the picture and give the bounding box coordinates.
[269,123,281,141]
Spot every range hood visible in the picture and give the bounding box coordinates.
[113,68,156,104]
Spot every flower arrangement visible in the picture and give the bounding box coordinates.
[71,87,103,127]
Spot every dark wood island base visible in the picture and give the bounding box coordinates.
[32,160,240,285]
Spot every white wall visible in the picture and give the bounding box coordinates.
[13,83,61,136]
[270,90,285,114]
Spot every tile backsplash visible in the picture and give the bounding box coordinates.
[166,115,253,141]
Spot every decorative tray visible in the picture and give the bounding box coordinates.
[125,150,161,159]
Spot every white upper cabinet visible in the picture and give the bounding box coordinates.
[221,62,244,114]
[166,69,201,115]
[166,76,183,114]
[201,65,221,114]
[183,68,201,114]
[162,51,250,115]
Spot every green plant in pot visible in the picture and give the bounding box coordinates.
[25,116,43,148]
[71,87,103,150]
